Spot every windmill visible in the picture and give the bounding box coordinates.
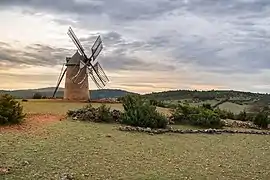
[52,27,109,101]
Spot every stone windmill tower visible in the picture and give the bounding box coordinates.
[52,27,109,101]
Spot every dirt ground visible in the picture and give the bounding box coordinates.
[0,114,65,134]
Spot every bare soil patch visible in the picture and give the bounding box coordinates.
[0,113,65,134]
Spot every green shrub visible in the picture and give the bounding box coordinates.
[253,112,269,129]
[121,95,168,129]
[189,109,224,128]
[236,110,247,121]
[171,104,224,128]
[0,94,25,125]
[202,103,213,110]
[214,108,236,120]
[96,104,114,123]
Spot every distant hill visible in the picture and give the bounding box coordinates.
[2,88,270,104]
[0,87,136,100]
[143,90,270,104]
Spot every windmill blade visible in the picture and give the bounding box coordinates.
[68,27,84,53]
[67,31,84,56]
[88,72,103,89]
[87,66,106,89]
[68,27,84,49]
[92,43,103,61]
[52,68,67,98]
[91,35,102,55]
[91,71,106,88]
[94,62,109,82]
[67,27,88,60]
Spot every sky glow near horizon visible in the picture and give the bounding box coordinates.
[0,0,270,94]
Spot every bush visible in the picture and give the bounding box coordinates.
[236,110,247,121]
[0,94,25,125]
[171,104,224,128]
[121,95,168,129]
[214,108,235,120]
[202,103,213,110]
[190,109,224,128]
[253,112,269,129]
[96,104,114,123]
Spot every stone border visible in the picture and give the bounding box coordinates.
[119,126,270,135]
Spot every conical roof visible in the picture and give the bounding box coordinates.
[66,51,83,66]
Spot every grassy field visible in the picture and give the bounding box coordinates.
[21,99,170,115]
[1,100,270,179]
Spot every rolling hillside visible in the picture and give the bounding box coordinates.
[143,89,270,103]
[0,87,136,100]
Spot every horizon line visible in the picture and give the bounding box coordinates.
[1,86,269,95]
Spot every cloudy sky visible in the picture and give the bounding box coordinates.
[0,0,270,94]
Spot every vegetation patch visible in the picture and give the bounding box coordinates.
[0,94,25,125]
[170,104,224,128]
[121,95,168,129]
[67,95,168,129]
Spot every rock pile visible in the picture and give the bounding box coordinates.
[222,119,259,129]
[111,109,122,122]
[119,126,270,135]
[67,106,122,123]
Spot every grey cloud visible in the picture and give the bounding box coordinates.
[1,0,270,93]
[0,43,73,68]
[80,31,147,57]
[100,54,176,72]
[0,0,183,22]
[0,39,174,73]
[79,31,175,71]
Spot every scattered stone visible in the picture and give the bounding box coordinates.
[222,119,259,129]
[118,126,270,135]
[67,106,122,123]
[82,174,90,177]
[60,173,75,180]
[105,134,112,138]
[22,160,30,166]
[0,167,11,175]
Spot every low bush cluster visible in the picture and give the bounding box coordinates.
[67,96,270,130]
[0,94,25,125]
[214,108,235,120]
[170,104,224,128]
[214,108,270,129]
[68,95,168,129]
[253,112,270,129]
[121,95,168,129]
[67,104,121,123]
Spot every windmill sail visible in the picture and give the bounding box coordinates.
[67,27,86,58]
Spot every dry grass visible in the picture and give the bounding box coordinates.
[1,100,270,179]
[1,120,270,180]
